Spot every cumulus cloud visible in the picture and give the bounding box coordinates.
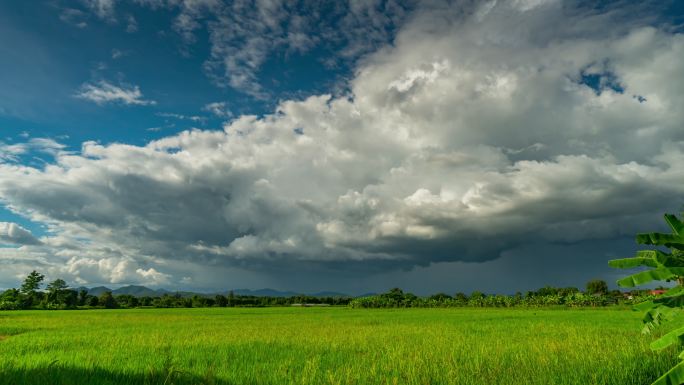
[1,1,683,290]
[0,138,66,162]
[0,223,42,246]
[75,81,156,106]
[0,142,28,162]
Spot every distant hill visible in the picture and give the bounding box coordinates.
[229,289,350,298]
[87,286,113,296]
[71,285,351,298]
[230,288,300,297]
[112,285,160,297]
[310,291,350,298]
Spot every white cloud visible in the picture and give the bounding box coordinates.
[0,138,66,162]
[111,49,124,59]
[59,8,88,29]
[82,0,117,21]
[126,15,138,33]
[133,0,411,98]
[0,223,42,246]
[75,81,156,106]
[1,1,683,290]
[0,142,27,162]
[202,102,232,118]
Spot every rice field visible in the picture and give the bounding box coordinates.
[0,307,678,384]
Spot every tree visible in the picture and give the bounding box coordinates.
[385,288,404,301]
[429,293,452,301]
[139,296,154,307]
[585,279,608,295]
[20,270,44,294]
[61,290,78,309]
[215,294,228,307]
[0,288,20,309]
[87,295,99,307]
[610,213,684,385]
[559,287,580,296]
[99,291,117,309]
[115,294,139,308]
[19,270,44,308]
[46,278,70,308]
[47,278,68,293]
[454,292,468,302]
[0,288,19,301]
[78,289,88,306]
[227,290,235,307]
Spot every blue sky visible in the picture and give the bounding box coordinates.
[1,0,684,294]
[0,1,361,147]
[0,0,390,237]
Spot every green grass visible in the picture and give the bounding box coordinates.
[0,307,678,384]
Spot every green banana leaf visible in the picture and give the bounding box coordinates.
[655,294,684,308]
[663,286,684,297]
[665,214,684,236]
[617,268,679,288]
[635,300,656,311]
[651,326,684,350]
[652,360,684,385]
[637,214,684,250]
[608,257,659,269]
[642,305,680,333]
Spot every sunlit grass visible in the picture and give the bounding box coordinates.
[0,307,677,384]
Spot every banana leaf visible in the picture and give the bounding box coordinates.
[637,214,684,250]
[665,214,684,236]
[651,326,684,350]
[642,305,680,334]
[618,267,684,287]
[655,294,684,308]
[608,257,659,269]
[652,360,684,385]
[663,286,684,297]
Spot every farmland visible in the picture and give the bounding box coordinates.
[0,307,677,385]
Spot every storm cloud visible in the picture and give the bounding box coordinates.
[1,0,683,291]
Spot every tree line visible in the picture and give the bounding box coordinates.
[0,271,661,311]
[349,281,660,308]
[0,271,351,310]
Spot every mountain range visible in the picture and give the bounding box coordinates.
[74,285,351,298]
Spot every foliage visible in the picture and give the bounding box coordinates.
[586,279,609,295]
[99,292,118,309]
[45,279,77,309]
[348,287,642,309]
[0,270,641,311]
[18,271,44,308]
[610,213,684,385]
[20,271,44,294]
[0,272,352,310]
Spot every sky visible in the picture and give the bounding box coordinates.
[1,0,684,295]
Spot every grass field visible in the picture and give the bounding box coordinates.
[0,307,678,385]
